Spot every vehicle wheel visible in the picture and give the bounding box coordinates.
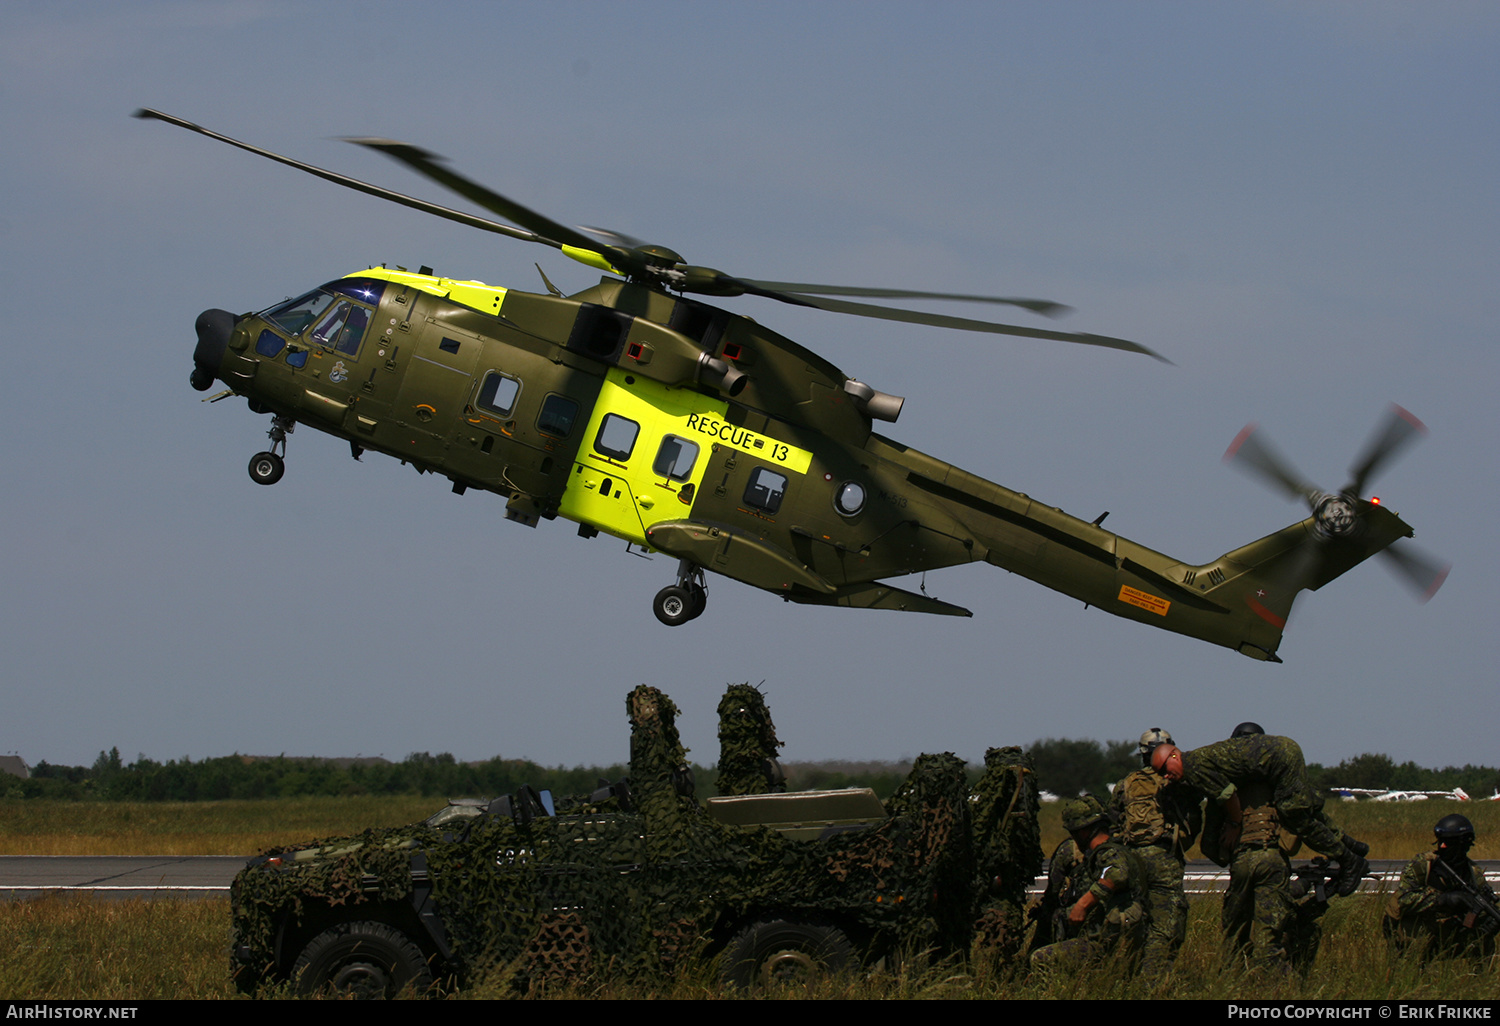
[291,921,434,999]
[248,451,285,486]
[653,585,694,626]
[687,582,708,620]
[722,918,855,990]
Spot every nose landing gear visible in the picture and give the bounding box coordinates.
[249,415,295,486]
[654,559,708,626]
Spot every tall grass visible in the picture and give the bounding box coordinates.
[0,894,1491,1000]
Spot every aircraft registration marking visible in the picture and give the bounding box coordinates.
[1118,585,1170,616]
[683,413,811,474]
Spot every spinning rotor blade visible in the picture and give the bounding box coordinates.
[133,109,549,246]
[1345,403,1427,497]
[1223,425,1322,507]
[345,138,622,263]
[738,281,1070,318]
[1380,543,1450,602]
[726,285,1167,361]
[140,110,1164,359]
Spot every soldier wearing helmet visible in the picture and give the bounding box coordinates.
[1029,795,1146,973]
[1106,727,1201,977]
[1384,813,1498,962]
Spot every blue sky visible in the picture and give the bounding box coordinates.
[2,2,1495,776]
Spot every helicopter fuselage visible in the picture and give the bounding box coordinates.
[191,266,1414,658]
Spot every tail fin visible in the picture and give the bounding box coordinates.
[1197,503,1414,660]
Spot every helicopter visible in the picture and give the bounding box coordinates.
[140,109,1447,661]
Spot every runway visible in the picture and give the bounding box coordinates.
[2,857,1478,900]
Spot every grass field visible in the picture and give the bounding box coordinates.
[0,795,1495,999]
[2,790,1495,859]
[0,893,1493,1000]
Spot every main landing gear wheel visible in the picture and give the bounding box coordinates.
[654,559,709,626]
[248,451,284,486]
[654,585,694,627]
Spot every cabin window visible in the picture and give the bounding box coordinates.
[537,394,579,439]
[477,371,522,417]
[593,413,639,462]
[744,467,788,514]
[834,480,866,517]
[653,435,700,482]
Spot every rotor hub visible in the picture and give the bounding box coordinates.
[1312,494,1359,538]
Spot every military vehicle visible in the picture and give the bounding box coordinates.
[139,109,1446,661]
[229,684,1040,996]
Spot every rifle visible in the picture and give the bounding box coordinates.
[1430,856,1500,938]
[1290,855,1371,903]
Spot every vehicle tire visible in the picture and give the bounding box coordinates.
[721,918,855,990]
[687,582,708,620]
[291,921,435,999]
[248,451,285,486]
[653,585,693,626]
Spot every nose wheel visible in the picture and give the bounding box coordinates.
[653,561,708,626]
[248,415,295,486]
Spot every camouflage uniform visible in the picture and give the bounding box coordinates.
[1027,836,1086,956]
[1202,779,1296,971]
[1176,735,1352,862]
[1383,851,1499,962]
[1108,768,1201,976]
[1030,831,1146,972]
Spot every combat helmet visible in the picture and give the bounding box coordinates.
[1434,813,1475,861]
[1137,727,1173,765]
[1060,795,1110,835]
[1230,721,1264,738]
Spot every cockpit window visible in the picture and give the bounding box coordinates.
[325,277,387,306]
[261,289,337,336]
[308,301,370,356]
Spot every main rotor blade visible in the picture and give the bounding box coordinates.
[1379,542,1450,602]
[1223,425,1321,507]
[738,280,1071,318]
[722,283,1166,360]
[133,109,551,246]
[345,138,622,264]
[1345,403,1427,497]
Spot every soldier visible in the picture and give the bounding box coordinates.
[1027,833,1084,956]
[1159,732,1368,973]
[1151,734,1369,897]
[1030,796,1146,973]
[1384,813,1499,963]
[1107,727,1202,977]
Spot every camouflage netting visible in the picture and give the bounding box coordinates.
[968,745,1044,961]
[714,683,786,796]
[231,684,1041,991]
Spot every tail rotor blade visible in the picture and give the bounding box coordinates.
[1224,425,1321,508]
[1346,404,1427,496]
[1379,543,1450,602]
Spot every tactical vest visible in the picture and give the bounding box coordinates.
[1120,770,1172,847]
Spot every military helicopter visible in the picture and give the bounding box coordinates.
[140,109,1447,661]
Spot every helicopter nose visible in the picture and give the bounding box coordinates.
[192,308,236,391]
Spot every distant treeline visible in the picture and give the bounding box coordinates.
[5,743,1496,803]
